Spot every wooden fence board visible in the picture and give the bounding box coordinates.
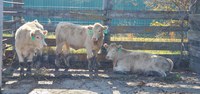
[3,29,14,32]
[109,10,189,20]
[3,37,188,50]
[23,8,105,20]
[3,7,23,11]
[43,24,189,33]
[3,11,22,16]
[109,26,189,33]
[3,20,20,28]
[4,8,189,20]
[112,41,188,50]
[3,1,24,5]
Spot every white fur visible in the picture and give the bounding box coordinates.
[15,20,48,62]
[55,22,107,59]
[105,43,174,77]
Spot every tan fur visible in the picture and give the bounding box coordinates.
[15,20,48,62]
[105,43,174,77]
[55,22,107,59]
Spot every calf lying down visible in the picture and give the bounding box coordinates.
[104,43,174,77]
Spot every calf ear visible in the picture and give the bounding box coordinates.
[30,31,35,40]
[103,43,109,49]
[103,26,108,30]
[88,25,93,30]
[34,19,38,23]
[43,30,48,35]
[30,30,35,37]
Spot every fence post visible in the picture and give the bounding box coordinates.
[0,0,3,92]
[102,0,112,53]
[189,0,200,74]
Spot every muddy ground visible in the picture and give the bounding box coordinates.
[1,68,200,94]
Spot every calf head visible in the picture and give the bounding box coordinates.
[104,43,122,60]
[88,23,108,42]
[30,29,48,49]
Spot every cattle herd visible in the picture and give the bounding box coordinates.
[13,20,174,78]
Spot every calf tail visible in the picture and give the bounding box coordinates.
[166,58,174,72]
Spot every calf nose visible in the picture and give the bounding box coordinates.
[92,38,98,41]
[105,56,109,59]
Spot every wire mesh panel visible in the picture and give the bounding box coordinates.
[23,0,103,25]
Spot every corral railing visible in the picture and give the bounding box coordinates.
[3,0,189,68]
[3,0,24,63]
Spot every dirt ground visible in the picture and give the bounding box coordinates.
[2,68,200,94]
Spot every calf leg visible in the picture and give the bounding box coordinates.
[92,56,98,77]
[55,54,62,68]
[26,61,32,76]
[92,50,98,77]
[159,71,167,77]
[19,62,25,77]
[88,57,95,78]
[55,43,64,68]
[35,50,43,69]
[86,48,98,78]
[26,53,34,76]
[148,69,167,77]
[88,56,99,78]
[63,54,71,71]
[16,50,25,77]
[62,44,70,71]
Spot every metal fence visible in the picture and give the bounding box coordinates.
[3,0,189,65]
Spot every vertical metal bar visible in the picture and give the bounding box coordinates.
[102,0,112,53]
[102,0,112,26]
[0,0,4,91]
